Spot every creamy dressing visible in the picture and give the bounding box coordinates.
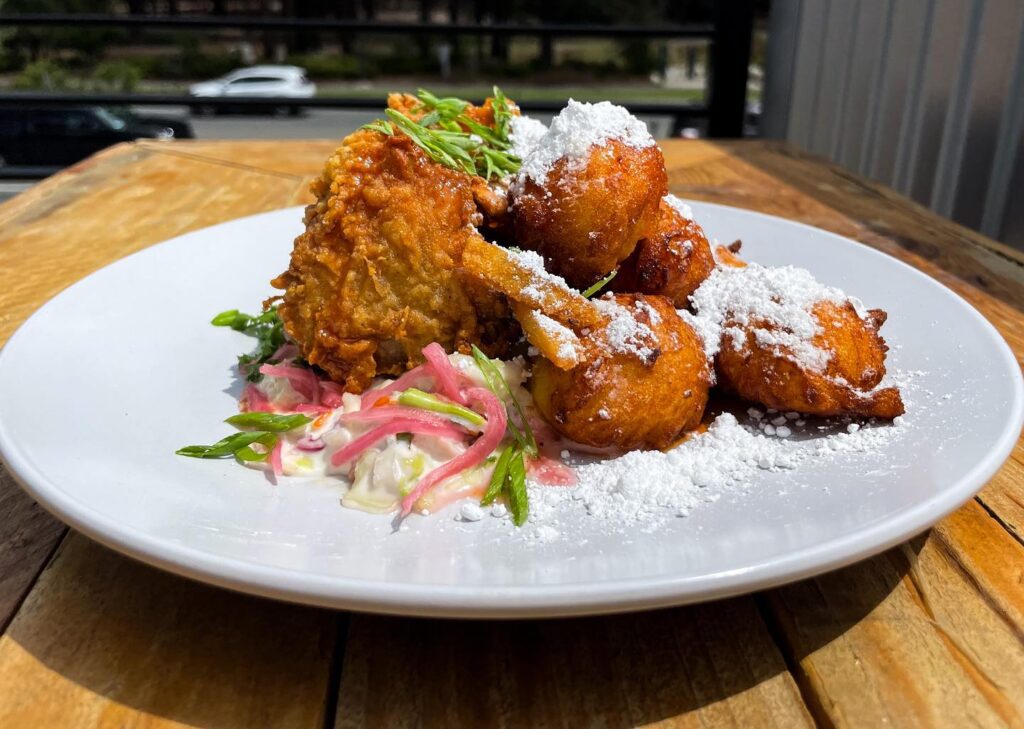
[246,353,533,514]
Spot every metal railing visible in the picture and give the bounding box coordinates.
[0,7,753,179]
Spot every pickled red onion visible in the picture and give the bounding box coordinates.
[528,456,577,486]
[330,420,467,467]
[359,363,433,410]
[240,384,273,413]
[320,381,345,408]
[259,363,320,404]
[271,343,299,361]
[400,387,506,516]
[421,342,468,405]
[339,406,460,428]
[293,403,332,415]
[269,439,283,477]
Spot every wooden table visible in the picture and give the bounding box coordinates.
[0,138,1022,728]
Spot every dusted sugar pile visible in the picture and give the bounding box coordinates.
[688,263,860,372]
[664,193,694,221]
[508,115,548,160]
[516,100,655,185]
[593,297,657,359]
[532,312,581,365]
[677,308,721,362]
[518,407,908,540]
[509,248,577,309]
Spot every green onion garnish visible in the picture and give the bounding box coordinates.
[471,345,538,457]
[211,306,288,382]
[362,120,393,136]
[176,430,278,459]
[582,269,618,298]
[482,445,515,506]
[396,388,486,426]
[225,412,312,432]
[361,86,521,181]
[505,449,529,526]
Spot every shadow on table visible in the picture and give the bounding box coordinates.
[5,532,924,727]
[333,535,925,726]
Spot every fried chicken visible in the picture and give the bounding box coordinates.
[716,300,905,419]
[511,101,667,289]
[271,126,515,392]
[613,197,716,307]
[529,294,712,450]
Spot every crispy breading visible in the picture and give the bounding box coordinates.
[512,139,666,288]
[271,128,515,392]
[460,236,604,332]
[614,198,715,307]
[528,294,712,450]
[715,301,905,418]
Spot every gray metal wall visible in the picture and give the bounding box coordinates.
[762,0,1024,249]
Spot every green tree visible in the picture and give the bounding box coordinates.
[2,0,123,65]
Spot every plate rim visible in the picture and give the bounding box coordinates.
[1,201,1021,618]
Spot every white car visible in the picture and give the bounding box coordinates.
[188,66,316,115]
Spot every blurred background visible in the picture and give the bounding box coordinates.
[0,0,1022,248]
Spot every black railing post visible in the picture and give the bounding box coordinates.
[707,1,754,138]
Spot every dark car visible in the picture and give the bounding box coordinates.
[0,106,195,168]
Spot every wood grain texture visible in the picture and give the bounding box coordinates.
[0,142,322,728]
[761,500,1024,729]
[136,139,338,179]
[0,138,1022,728]
[0,534,337,728]
[0,470,63,631]
[335,599,813,729]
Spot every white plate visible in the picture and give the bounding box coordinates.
[0,204,1020,618]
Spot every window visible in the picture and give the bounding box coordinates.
[227,76,283,85]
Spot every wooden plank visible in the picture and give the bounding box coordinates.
[0,469,63,631]
[335,599,814,728]
[0,143,333,726]
[760,498,1024,729]
[136,139,339,179]
[0,534,337,728]
[978,455,1024,544]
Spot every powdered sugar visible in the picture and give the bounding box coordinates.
[533,311,581,365]
[688,262,856,372]
[508,115,548,160]
[519,405,908,538]
[509,247,575,308]
[593,297,656,359]
[677,308,722,361]
[515,100,655,187]
[664,193,694,221]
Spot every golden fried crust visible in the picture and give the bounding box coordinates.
[530,294,711,450]
[715,300,905,418]
[271,128,515,392]
[614,199,715,307]
[713,243,747,268]
[461,236,605,332]
[512,139,667,288]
